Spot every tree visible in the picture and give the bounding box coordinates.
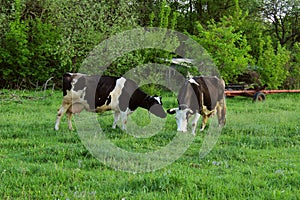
[0,0,63,88]
[192,1,252,83]
[257,0,299,48]
[0,0,139,88]
[1,0,31,88]
[47,0,138,73]
[256,35,290,89]
[172,0,241,33]
[283,42,300,88]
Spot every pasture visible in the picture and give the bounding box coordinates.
[0,89,299,199]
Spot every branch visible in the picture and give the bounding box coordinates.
[43,77,53,92]
[43,77,54,98]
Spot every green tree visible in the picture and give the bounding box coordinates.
[48,0,137,73]
[0,0,63,88]
[283,42,300,89]
[0,0,139,88]
[192,1,252,83]
[0,0,31,88]
[257,0,299,48]
[256,35,290,89]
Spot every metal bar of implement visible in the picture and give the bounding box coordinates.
[225,89,300,97]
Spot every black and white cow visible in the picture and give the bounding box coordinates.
[167,76,226,135]
[54,73,167,131]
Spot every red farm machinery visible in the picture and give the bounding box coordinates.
[225,84,300,101]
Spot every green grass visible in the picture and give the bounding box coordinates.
[0,90,299,199]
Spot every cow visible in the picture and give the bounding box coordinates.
[54,73,167,131]
[167,76,226,135]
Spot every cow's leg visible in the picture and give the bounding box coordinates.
[190,113,201,135]
[218,99,226,126]
[120,111,128,130]
[200,115,209,131]
[216,102,222,126]
[55,104,70,130]
[55,106,65,130]
[112,111,120,129]
[67,110,74,131]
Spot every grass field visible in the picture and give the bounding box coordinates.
[0,89,299,199]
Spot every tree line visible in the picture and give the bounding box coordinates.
[0,0,299,89]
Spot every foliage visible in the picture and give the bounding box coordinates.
[48,0,137,73]
[192,2,252,83]
[283,42,300,88]
[105,1,180,95]
[0,0,137,88]
[0,0,299,89]
[258,0,300,48]
[256,35,290,89]
[0,0,30,88]
[0,0,64,88]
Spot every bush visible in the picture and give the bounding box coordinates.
[256,35,290,89]
[283,42,300,89]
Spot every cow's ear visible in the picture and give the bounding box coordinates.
[189,78,199,86]
[167,108,177,114]
[152,95,162,105]
[153,95,162,99]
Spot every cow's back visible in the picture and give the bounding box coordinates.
[193,76,224,111]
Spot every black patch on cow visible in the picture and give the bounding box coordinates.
[94,76,118,109]
[62,73,73,96]
[118,79,166,118]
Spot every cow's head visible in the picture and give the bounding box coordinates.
[167,78,199,132]
[147,95,167,118]
[167,106,194,132]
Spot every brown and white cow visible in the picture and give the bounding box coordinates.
[55,73,167,131]
[167,76,226,135]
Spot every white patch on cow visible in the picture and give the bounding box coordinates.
[110,77,126,109]
[168,108,178,114]
[175,109,190,132]
[188,78,199,86]
[69,73,86,90]
[190,113,201,135]
[154,96,161,105]
[68,72,86,77]
[95,77,126,112]
[111,77,126,109]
